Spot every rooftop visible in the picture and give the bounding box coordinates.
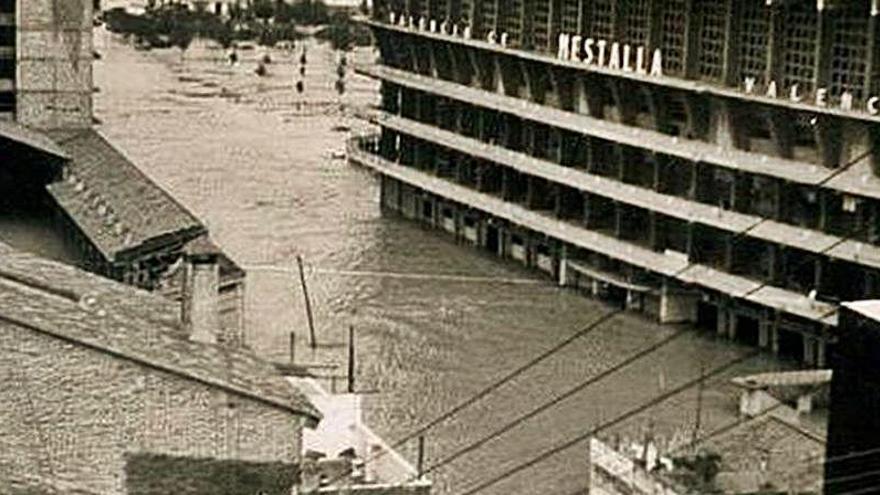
[689,413,825,494]
[45,129,205,261]
[0,472,98,495]
[0,242,320,424]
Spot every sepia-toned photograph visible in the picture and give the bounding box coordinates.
[1,0,879,493]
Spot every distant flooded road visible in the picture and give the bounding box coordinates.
[93,30,791,494]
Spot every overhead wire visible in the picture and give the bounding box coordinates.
[457,350,761,495]
[420,329,689,477]
[308,308,624,491]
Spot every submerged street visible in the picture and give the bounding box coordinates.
[92,31,794,494]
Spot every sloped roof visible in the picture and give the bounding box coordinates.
[0,242,320,424]
[678,413,825,494]
[45,129,204,260]
[0,120,68,160]
[0,468,99,495]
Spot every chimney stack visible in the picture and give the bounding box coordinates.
[182,238,221,344]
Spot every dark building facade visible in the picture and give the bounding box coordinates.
[825,301,880,495]
[352,0,880,366]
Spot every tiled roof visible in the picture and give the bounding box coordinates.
[0,243,321,424]
[0,120,69,160]
[679,413,825,494]
[0,471,98,495]
[45,129,204,260]
[698,414,825,469]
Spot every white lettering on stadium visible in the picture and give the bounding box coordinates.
[742,77,880,116]
[385,13,880,117]
[556,32,663,77]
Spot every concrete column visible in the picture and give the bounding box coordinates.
[709,100,739,149]
[525,176,538,209]
[758,317,771,349]
[493,57,506,94]
[501,168,512,201]
[575,78,590,114]
[648,212,659,251]
[728,313,738,341]
[498,227,508,258]
[797,393,814,415]
[544,69,561,108]
[583,193,592,228]
[558,244,568,287]
[817,338,828,368]
[427,44,440,79]
[626,290,639,311]
[803,335,816,367]
[518,60,533,101]
[659,280,698,324]
[613,202,623,239]
[716,306,728,337]
[771,324,780,355]
[553,184,563,218]
[428,196,439,226]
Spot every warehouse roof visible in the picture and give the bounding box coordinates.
[45,129,204,261]
[0,243,321,424]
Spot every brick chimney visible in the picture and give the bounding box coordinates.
[181,237,221,344]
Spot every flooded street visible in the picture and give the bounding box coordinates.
[92,31,792,494]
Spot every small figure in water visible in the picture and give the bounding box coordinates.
[228,48,238,66]
[255,61,268,77]
[262,52,272,64]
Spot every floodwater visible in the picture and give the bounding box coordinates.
[92,30,794,495]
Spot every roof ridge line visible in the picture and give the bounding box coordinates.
[0,266,82,303]
[0,308,320,423]
[89,129,206,231]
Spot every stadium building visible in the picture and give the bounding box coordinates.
[350,0,880,366]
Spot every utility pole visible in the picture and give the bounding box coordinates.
[417,435,426,479]
[296,255,317,349]
[693,363,705,447]
[347,325,356,393]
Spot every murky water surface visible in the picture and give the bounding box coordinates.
[91,31,792,494]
